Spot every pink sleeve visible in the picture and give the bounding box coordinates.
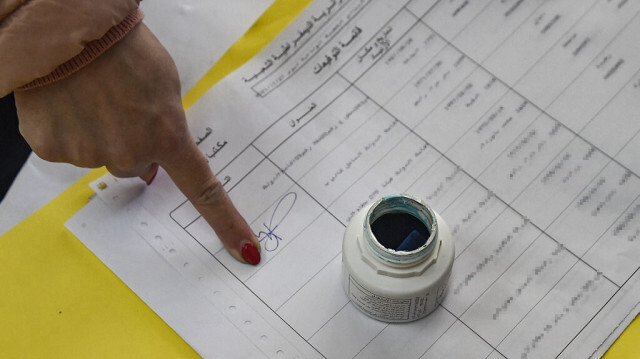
[0,0,143,96]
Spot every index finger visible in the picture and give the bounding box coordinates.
[160,140,261,265]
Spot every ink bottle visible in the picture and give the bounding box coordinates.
[342,194,455,322]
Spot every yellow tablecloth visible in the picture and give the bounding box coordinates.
[0,0,636,357]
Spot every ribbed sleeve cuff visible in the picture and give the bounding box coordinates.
[18,8,144,91]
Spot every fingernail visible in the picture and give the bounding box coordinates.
[146,169,158,186]
[241,242,261,265]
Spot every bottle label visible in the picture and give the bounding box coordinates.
[348,275,435,321]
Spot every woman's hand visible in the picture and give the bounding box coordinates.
[14,23,261,265]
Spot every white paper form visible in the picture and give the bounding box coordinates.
[141,0,274,95]
[68,0,640,358]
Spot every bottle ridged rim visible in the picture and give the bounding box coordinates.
[364,194,438,265]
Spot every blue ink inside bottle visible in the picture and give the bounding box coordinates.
[370,213,429,252]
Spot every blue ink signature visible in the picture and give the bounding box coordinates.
[256,192,297,252]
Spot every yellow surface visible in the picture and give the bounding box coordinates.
[0,168,199,358]
[0,1,309,358]
[0,0,636,357]
[605,313,640,358]
[183,0,312,111]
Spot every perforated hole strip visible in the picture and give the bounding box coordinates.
[90,175,302,358]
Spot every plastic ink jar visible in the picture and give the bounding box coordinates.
[342,194,455,323]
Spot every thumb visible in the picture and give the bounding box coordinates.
[139,162,159,185]
[161,142,261,265]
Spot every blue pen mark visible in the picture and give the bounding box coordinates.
[257,192,297,252]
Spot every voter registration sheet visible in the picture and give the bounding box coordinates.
[68,0,640,358]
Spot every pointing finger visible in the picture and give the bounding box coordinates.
[161,140,261,265]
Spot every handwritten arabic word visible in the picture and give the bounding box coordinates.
[256,192,298,252]
[357,26,392,63]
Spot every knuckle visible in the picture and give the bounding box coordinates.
[18,125,57,161]
[26,138,60,163]
[113,156,139,172]
[156,122,189,153]
[106,152,142,177]
[32,144,60,162]
[105,166,130,178]
[153,105,189,151]
[72,148,101,168]
[193,178,226,207]
[106,146,141,171]
[156,130,183,155]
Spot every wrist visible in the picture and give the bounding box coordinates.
[18,8,144,91]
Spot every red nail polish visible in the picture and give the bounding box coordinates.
[241,242,261,265]
[146,170,158,186]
